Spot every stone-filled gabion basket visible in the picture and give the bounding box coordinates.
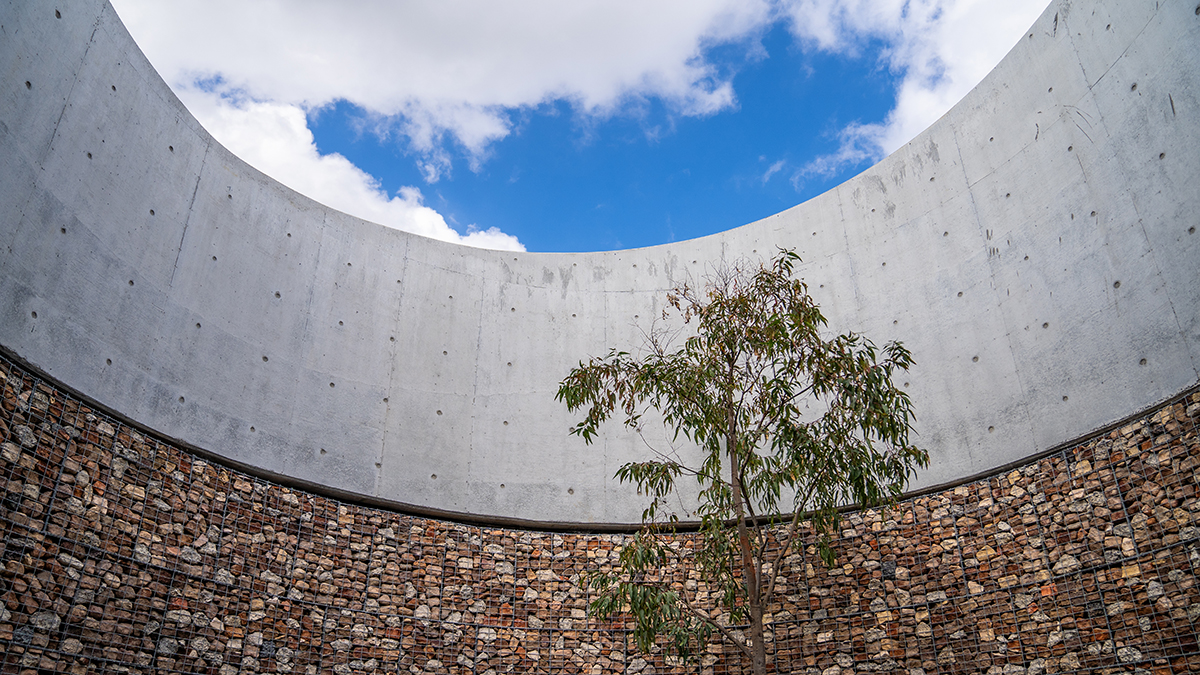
[1,350,1199,675]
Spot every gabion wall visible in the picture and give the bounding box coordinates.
[2,351,1199,675]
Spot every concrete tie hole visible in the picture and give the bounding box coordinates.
[111,85,116,92]
[178,397,184,403]
[55,10,60,18]
[106,359,111,366]
[972,356,979,362]
[329,382,335,388]
[149,209,154,216]
[436,410,442,416]
[1139,358,1147,366]
[988,426,995,433]
[168,145,173,152]
[1113,281,1121,289]
[25,81,31,90]
[431,474,437,480]
[262,356,268,362]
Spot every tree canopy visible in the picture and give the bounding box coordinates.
[556,250,928,674]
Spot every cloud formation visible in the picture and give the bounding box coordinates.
[112,0,1048,246]
[784,0,1047,183]
[180,89,524,251]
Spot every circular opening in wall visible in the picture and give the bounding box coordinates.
[957,292,963,297]
[989,137,994,142]
[320,448,326,455]
[60,228,65,233]
[86,152,91,159]
[443,350,447,355]
[929,177,934,182]
[195,323,201,328]
[128,280,134,286]
[250,426,255,432]
[503,421,508,426]
[972,356,979,362]
[30,311,36,319]
[507,362,512,366]
[431,474,437,480]
[1005,193,1011,198]
[178,397,184,403]
[511,307,516,312]
[988,426,995,433]
[1113,281,1121,289]
[1043,322,1050,329]
[55,10,60,18]
[1139,358,1147,366]
[338,321,343,326]
[1090,211,1097,217]
[1063,396,1069,401]
[329,382,335,388]
[149,209,155,216]
[436,410,443,416]
[383,397,388,403]
[943,232,948,237]
[274,292,280,298]
[111,85,116,91]
[389,336,394,342]
[1190,227,1196,234]
[168,145,173,152]
[262,356,268,362]
[500,484,505,489]
[568,488,574,495]
[106,359,112,366]
[212,256,217,261]
[893,320,898,325]
[347,262,351,267]
[882,262,886,267]
[1048,87,1053,92]
[572,313,577,317]
[1160,152,1166,159]
[1067,146,1072,152]
[25,81,31,89]
[1130,83,1137,91]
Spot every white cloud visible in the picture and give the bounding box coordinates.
[112,0,773,172]
[785,0,1049,182]
[179,88,524,251]
[111,0,1050,245]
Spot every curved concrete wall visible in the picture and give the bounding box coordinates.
[0,0,1197,524]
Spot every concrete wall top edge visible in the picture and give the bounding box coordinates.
[1,0,1197,523]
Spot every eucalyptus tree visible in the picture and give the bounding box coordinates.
[556,249,927,675]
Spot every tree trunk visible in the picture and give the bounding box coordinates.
[725,376,767,675]
[749,605,767,675]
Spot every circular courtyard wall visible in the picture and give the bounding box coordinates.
[0,0,1197,524]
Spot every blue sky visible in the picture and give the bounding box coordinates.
[112,0,1048,252]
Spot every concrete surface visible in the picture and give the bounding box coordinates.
[0,0,1197,523]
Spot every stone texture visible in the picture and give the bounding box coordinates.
[0,355,1198,673]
